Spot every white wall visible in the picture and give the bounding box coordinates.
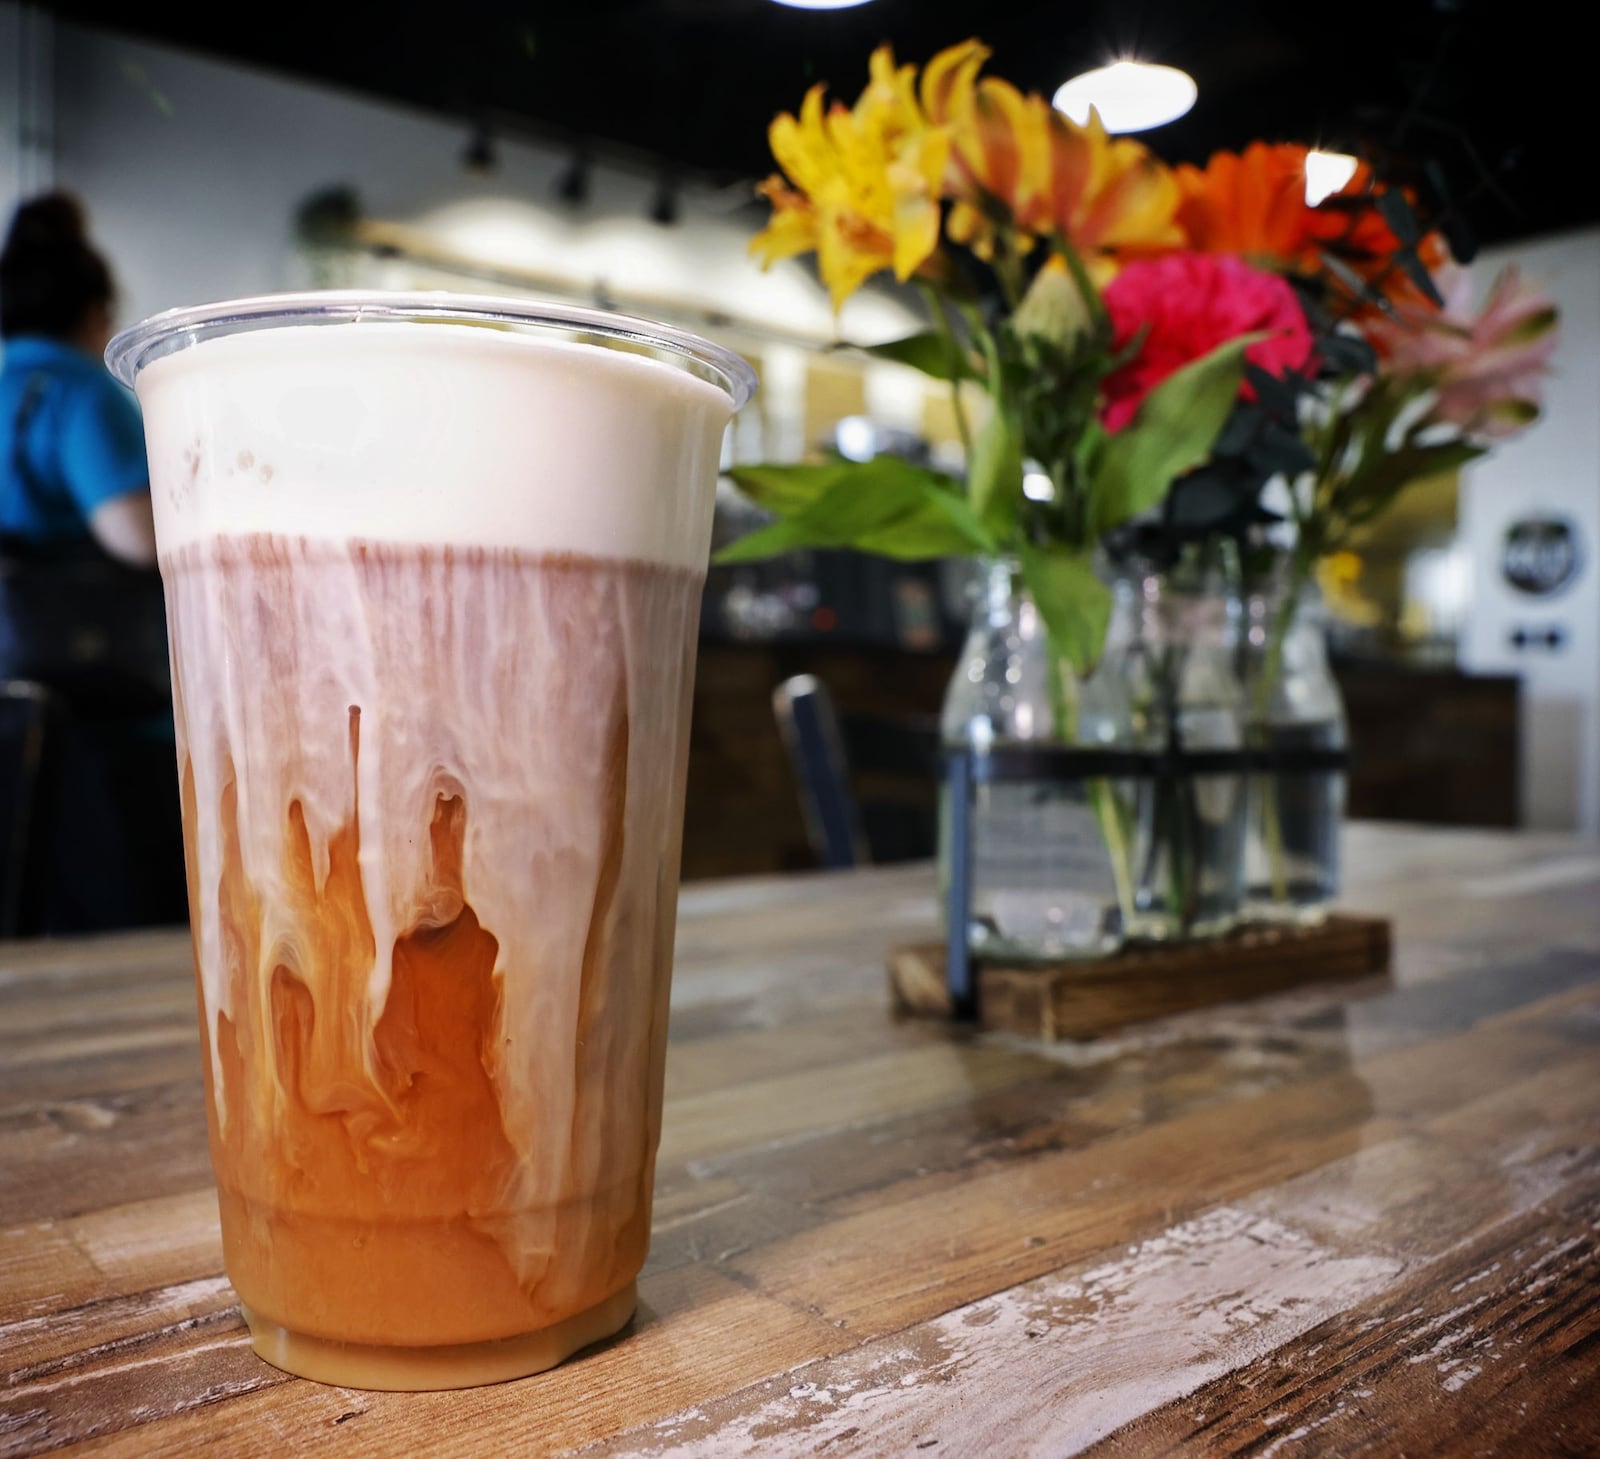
[37,17,917,351]
[1458,227,1600,836]
[0,2,54,210]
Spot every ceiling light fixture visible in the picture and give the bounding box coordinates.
[650,170,680,226]
[556,146,591,206]
[1304,149,1360,206]
[461,122,497,175]
[1052,59,1197,134]
[769,0,876,9]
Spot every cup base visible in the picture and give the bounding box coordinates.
[240,1281,638,1390]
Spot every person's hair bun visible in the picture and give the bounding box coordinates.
[1,189,115,339]
[4,192,91,257]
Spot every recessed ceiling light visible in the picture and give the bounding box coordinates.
[461,122,497,174]
[1052,60,1197,134]
[1305,149,1360,206]
[769,0,875,8]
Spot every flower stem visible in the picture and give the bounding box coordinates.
[1250,562,1309,906]
[1090,777,1137,927]
[1048,642,1136,927]
[995,231,1026,310]
[1155,645,1197,929]
[1052,237,1110,335]
[923,285,975,462]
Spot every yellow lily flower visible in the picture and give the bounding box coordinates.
[922,39,1183,267]
[921,41,1038,259]
[750,45,949,311]
[1035,101,1184,258]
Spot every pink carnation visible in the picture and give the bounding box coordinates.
[1100,252,1315,432]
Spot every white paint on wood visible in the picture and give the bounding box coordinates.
[598,1207,1403,1457]
[1461,855,1600,898]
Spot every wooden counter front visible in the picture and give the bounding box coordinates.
[679,644,1523,879]
[2,822,1597,1455]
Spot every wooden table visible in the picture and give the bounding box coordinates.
[3,822,1598,1456]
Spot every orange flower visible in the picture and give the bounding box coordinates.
[1307,181,1449,312]
[1175,142,1320,268]
[750,45,949,310]
[921,39,1183,266]
[1176,141,1447,308]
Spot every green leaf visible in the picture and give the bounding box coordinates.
[1242,362,1302,421]
[713,458,995,564]
[855,487,996,559]
[968,396,1024,540]
[1019,544,1113,677]
[1376,189,1422,247]
[1344,440,1485,523]
[1502,305,1559,346]
[1482,397,1541,430]
[727,461,851,515]
[1250,419,1318,478]
[714,515,836,564]
[1317,329,1378,377]
[1343,378,1420,487]
[1013,264,1094,350]
[1393,247,1445,308]
[857,331,976,382]
[1088,334,1261,537]
[1165,470,1263,535]
[1318,250,1385,312]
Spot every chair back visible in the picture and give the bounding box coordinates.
[772,673,943,869]
[772,674,867,869]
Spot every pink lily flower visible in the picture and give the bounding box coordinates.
[1370,264,1559,440]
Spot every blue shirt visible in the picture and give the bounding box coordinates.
[0,334,149,546]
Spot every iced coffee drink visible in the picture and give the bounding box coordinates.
[107,294,753,1389]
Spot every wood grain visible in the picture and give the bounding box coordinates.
[2,822,1598,1457]
[887,914,1393,1039]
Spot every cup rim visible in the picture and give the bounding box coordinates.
[105,288,759,407]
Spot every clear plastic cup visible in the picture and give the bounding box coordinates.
[107,291,755,1389]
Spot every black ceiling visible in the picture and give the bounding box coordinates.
[44,0,1593,250]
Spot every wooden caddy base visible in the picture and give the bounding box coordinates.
[888,914,1393,1042]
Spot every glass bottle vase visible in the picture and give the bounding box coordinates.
[938,558,1136,962]
[1242,575,1348,924]
[1115,548,1248,942]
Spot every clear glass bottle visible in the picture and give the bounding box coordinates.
[938,558,1136,962]
[1242,575,1348,923]
[1116,546,1248,942]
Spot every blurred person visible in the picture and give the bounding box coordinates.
[0,192,155,568]
[0,190,182,934]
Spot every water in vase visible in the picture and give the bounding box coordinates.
[1245,720,1345,921]
[941,772,1126,962]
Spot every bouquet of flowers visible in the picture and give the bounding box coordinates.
[721,39,1273,680]
[1160,141,1560,638]
[723,37,1559,939]
[723,38,1558,678]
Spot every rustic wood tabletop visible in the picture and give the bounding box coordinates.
[3,822,1598,1456]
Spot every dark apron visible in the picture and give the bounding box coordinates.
[1,372,185,935]
[0,372,170,716]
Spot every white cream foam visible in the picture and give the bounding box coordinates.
[135,321,737,568]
